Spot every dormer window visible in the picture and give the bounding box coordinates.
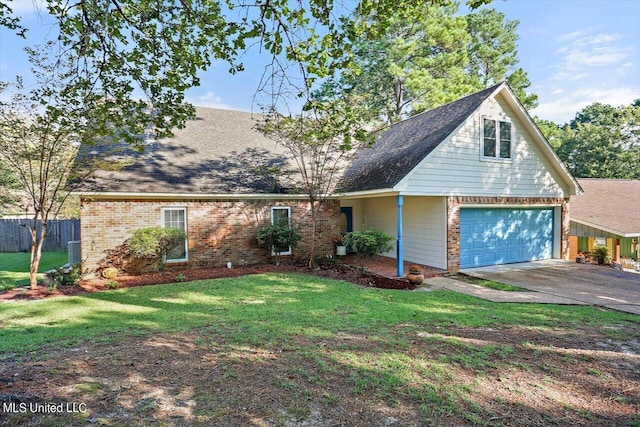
[483,118,511,160]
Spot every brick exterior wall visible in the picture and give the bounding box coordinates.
[446,196,570,273]
[80,198,340,274]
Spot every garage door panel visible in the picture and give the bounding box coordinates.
[460,208,553,268]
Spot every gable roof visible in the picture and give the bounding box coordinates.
[76,107,300,196]
[338,83,501,193]
[570,179,640,237]
[338,82,581,196]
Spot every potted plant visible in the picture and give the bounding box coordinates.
[406,264,424,285]
[333,235,347,256]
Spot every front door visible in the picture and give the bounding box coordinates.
[340,207,353,253]
[340,207,353,234]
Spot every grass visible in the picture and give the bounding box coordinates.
[0,251,68,291]
[0,274,638,425]
[0,273,636,357]
[455,274,529,291]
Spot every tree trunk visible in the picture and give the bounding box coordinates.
[29,216,47,290]
[308,201,317,268]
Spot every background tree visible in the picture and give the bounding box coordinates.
[555,101,640,179]
[315,4,533,126]
[536,100,640,179]
[465,8,537,109]
[534,118,566,150]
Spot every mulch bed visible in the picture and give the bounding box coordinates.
[0,263,415,302]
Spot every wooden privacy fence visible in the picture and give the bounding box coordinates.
[0,219,80,252]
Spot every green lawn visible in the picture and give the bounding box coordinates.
[0,273,637,356]
[0,251,68,290]
[1,274,638,426]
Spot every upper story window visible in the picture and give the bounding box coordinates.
[483,118,512,160]
[271,206,292,255]
[162,207,188,262]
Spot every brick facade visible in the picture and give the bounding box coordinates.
[446,196,570,273]
[80,198,340,274]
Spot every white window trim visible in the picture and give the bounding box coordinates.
[481,116,513,162]
[270,206,292,256]
[161,206,189,263]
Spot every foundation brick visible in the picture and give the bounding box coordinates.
[80,198,340,274]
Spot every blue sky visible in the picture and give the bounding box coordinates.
[1,0,639,124]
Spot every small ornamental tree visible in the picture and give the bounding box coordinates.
[342,230,394,271]
[129,227,187,272]
[257,223,302,266]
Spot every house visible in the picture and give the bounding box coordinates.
[76,108,340,273]
[338,82,581,274]
[569,179,640,261]
[76,82,581,276]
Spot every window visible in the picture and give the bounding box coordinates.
[162,207,188,262]
[483,118,512,160]
[271,206,292,255]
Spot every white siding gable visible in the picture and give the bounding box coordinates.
[397,93,571,198]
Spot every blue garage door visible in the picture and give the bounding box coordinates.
[460,208,553,268]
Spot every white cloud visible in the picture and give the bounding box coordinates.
[533,86,640,123]
[551,30,631,75]
[188,91,234,110]
[556,29,591,43]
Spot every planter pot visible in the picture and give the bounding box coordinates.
[336,245,347,256]
[406,273,424,285]
[576,256,585,264]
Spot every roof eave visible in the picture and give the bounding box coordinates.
[570,217,640,238]
[335,189,399,199]
[73,191,311,201]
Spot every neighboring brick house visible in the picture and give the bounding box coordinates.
[77,83,581,276]
[337,82,581,275]
[76,108,340,273]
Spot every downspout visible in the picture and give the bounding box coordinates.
[397,195,404,277]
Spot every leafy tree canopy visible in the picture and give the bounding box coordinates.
[314,3,534,125]
[536,100,640,179]
[1,0,491,147]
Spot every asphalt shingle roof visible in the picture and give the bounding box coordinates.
[338,83,502,193]
[571,179,640,236]
[77,107,297,194]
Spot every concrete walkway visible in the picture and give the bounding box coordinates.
[420,276,590,305]
[421,260,640,315]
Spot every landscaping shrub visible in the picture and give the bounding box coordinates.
[257,223,302,265]
[342,230,393,271]
[129,227,187,272]
[592,246,610,265]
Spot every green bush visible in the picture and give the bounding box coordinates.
[257,223,302,265]
[129,227,187,272]
[53,263,81,286]
[342,230,394,271]
[592,246,610,265]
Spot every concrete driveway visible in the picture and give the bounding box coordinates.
[460,260,640,315]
